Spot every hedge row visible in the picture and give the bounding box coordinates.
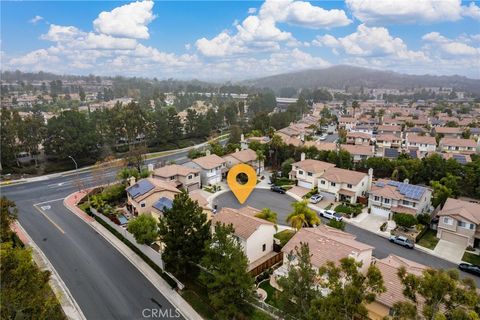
[84,208,178,289]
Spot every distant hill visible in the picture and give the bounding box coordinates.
[242,65,480,95]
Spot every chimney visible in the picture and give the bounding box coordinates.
[300,152,306,161]
[368,168,373,191]
[147,163,154,173]
[205,149,211,156]
[403,178,409,184]
[235,148,239,153]
[129,176,136,186]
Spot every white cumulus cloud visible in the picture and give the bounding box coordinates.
[29,15,44,24]
[93,0,155,39]
[422,32,480,56]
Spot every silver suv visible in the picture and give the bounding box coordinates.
[389,235,414,249]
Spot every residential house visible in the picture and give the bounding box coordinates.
[367,255,427,320]
[436,198,480,248]
[317,167,372,203]
[375,134,402,149]
[405,134,437,153]
[406,126,427,136]
[212,207,278,271]
[126,177,180,220]
[289,154,335,189]
[434,127,462,138]
[303,141,337,152]
[271,226,373,290]
[338,117,357,130]
[439,138,478,154]
[240,134,270,150]
[346,132,371,145]
[368,179,432,219]
[222,148,263,173]
[377,125,402,137]
[442,153,472,164]
[189,189,214,220]
[152,164,201,191]
[351,124,374,135]
[184,151,226,186]
[340,144,375,162]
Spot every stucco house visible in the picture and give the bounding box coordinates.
[346,132,372,145]
[340,144,375,162]
[184,151,226,186]
[377,125,402,137]
[317,167,372,204]
[405,134,437,153]
[289,154,335,189]
[212,207,277,270]
[271,226,373,290]
[434,127,463,138]
[152,164,201,191]
[436,198,480,248]
[368,179,432,219]
[222,148,263,173]
[439,138,478,154]
[375,134,402,149]
[126,177,180,220]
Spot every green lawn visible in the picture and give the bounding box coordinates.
[181,290,216,319]
[462,251,480,265]
[274,230,295,247]
[259,280,281,308]
[417,229,440,250]
[251,309,275,320]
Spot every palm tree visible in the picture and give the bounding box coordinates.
[269,135,285,168]
[286,200,320,230]
[255,208,278,225]
[256,149,266,174]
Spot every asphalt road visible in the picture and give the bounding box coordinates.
[1,151,191,320]
[214,189,480,286]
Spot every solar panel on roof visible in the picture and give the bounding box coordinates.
[126,179,155,198]
[153,197,173,212]
[452,154,467,165]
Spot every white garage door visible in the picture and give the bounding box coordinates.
[371,206,390,218]
[298,180,313,189]
[442,231,468,247]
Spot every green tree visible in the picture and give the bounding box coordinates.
[327,219,346,230]
[199,223,254,319]
[158,191,211,275]
[166,107,184,142]
[281,158,295,178]
[255,208,277,224]
[228,125,242,144]
[278,243,318,318]
[255,149,266,174]
[439,173,461,197]
[430,180,453,208]
[392,268,479,320]
[309,257,385,320]
[208,141,225,156]
[18,114,46,166]
[393,213,418,229]
[287,200,319,230]
[0,197,18,243]
[127,214,158,245]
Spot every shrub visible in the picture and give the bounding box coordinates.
[327,219,345,230]
[127,215,159,245]
[416,213,431,226]
[393,213,417,229]
[380,222,387,232]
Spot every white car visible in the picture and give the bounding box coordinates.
[309,194,323,204]
[318,135,327,141]
[320,209,343,221]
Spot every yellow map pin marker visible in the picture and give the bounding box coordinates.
[227,164,257,204]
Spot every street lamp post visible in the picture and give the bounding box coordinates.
[68,155,78,170]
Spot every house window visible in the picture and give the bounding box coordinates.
[331,182,336,187]
[374,196,380,201]
[194,173,199,177]
[307,172,313,177]
[262,244,266,252]
[187,175,193,180]
[321,180,326,185]
[347,184,352,188]
[443,217,452,225]
[298,170,304,175]
[384,199,390,204]
[170,176,175,180]
[140,202,146,208]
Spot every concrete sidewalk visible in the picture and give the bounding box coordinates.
[64,191,203,320]
[12,222,86,320]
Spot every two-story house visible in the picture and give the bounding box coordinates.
[289,154,335,189]
[126,177,180,218]
[377,125,402,137]
[184,151,226,186]
[317,167,372,204]
[439,138,478,154]
[405,134,437,153]
[346,132,372,145]
[340,144,375,162]
[434,127,462,138]
[222,148,263,173]
[338,117,357,130]
[152,164,201,191]
[212,207,277,271]
[375,134,402,149]
[436,198,480,248]
[368,179,432,219]
[271,226,373,290]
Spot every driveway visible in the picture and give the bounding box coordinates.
[433,240,466,263]
[350,213,387,234]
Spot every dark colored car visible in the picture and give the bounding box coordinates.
[459,263,480,276]
[389,235,415,249]
[270,185,286,194]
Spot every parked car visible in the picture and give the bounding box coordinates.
[320,209,343,221]
[270,186,286,194]
[309,194,323,204]
[319,135,327,141]
[458,263,480,276]
[389,235,414,249]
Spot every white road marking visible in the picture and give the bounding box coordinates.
[33,204,66,234]
[33,198,65,205]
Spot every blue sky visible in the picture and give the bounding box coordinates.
[2,0,480,80]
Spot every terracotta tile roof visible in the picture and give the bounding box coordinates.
[378,125,401,132]
[438,198,480,224]
[347,132,371,139]
[435,127,462,134]
[282,226,373,269]
[407,135,436,145]
[276,132,302,147]
[371,179,429,201]
[228,148,257,163]
[339,117,357,123]
[303,141,336,151]
[212,207,273,239]
[153,164,199,178]
[292,159,335,174]
[127,178,180,201]
[440,138,477,148]
[193,154,226,170]
[376,134,402,142]
[340,144,374,156]
[321,167,368,185]
[375,255,427,308]
[188,190,209,209]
